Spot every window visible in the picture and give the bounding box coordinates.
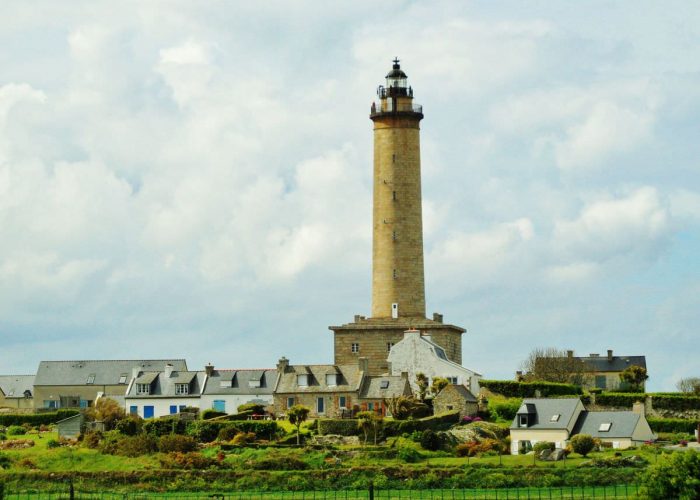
[351,343,359,354]
[380,380,390,389]
[550,414,561,422]
[118,374,127,384]
[392,154,396,163]
[86,374,96,385]
[317,397,325,414]
[326,374,339,386]
[249,379,261,388]
[447,376,458,384]
[79,400,88,409]
[297,374,309,387]
[179,405,186,412]
[143,406,154,419]
[339,396,346,408]
[519,415,528,427]
[175,383,189,395]
[434,347,448,360]
[213,400,226,412]
[287,397,295,409]
[387,342,395,353]
[392,231,397,241]
[368,402,374,411]
[392,191,396,201]
[599,422,612,432]
[393,269,397,279]
[220,380,232,388]
[446,405,454,411]
[44,400,57,409]
[595,375,607,389]
[136,384,150,394]
[129,405,138,415]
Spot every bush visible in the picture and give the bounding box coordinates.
[201,409,227,420]
[652,394,700,411]
[420,429,442,451]
[82,430,102,449]
[0,453,11,469]
[237,403,266,414]
[250,456,307,470]
[642,449,700,499]
[318,419,360,436]
[143,417,187,437]
[231,432,256,446]
[480,380,582,398]
[397,446,423,463]
[570,434,595,457]
[0,433,5,441]
[158,434,198,453]
[46,439,61,449]
[6,426,26,436]
[115,415,143,436]
[595,393,645,408]
[648,417,699,434]
[100,433,157,457]
[158,452,219,470]
[488,398,522,421]
[533,441,556,455]
[384,411,460,436]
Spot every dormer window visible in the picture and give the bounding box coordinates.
[519,415,528,427]
[175,383,189,395]
[136,384,150,394]
[550,414,561,422]
[325,374,339,386]
[297,374,309,387]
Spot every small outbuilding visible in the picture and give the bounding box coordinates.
[56,413,84,439]
[433,384,478,418]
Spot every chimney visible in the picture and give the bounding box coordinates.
[354,314,361,323]
[164,364,174,378]
[277,357,289,373]
[567,350,574,358]
[358,357,369,373]
[432,312,443,323]
[515,370,523,381]
[632,400,645,417]
[607,349,613,361]
[205,363,214,376]
[400,371,409,380]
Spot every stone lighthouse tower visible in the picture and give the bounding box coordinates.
[330,59,465,375]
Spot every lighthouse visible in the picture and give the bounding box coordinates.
[330,59,465,374]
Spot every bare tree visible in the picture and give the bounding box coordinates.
[677,377,700,395]
[520,347,586,385]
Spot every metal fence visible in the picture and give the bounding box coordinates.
[3,484,642,499]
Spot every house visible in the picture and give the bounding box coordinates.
[199,365,276,414]
[543,350,647,391]
[34,359,188,410]
[0,375,35,410]
[509,398,655,454]
[124,363,205,419]
[387,329,481,394]
[433,384,478,418]
[358,374,412,414]
[273,357,365,418]
[510,398,585,454]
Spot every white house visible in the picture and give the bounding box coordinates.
[387,329,481,394]
[199,365,276,414]
[125,364,205,419]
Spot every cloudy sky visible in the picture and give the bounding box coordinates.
[1,1,698,391]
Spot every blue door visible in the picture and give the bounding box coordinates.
[169,405,177,415]
[144,406,154,419]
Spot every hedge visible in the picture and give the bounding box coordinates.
[480,380,582,398]
[0,410,79,427]
[651,395,700,411]
[317,419,360,436]
[384,411,460,436]
[186,420,280,442]
[143,417,188,437]
[594,393,645,408]
[647,417,700,434]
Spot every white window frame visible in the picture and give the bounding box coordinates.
[519,415,528,427]
[297,374,309,387]
[175,383,189,395]
[136,384,150,395]
[351,343,359,353]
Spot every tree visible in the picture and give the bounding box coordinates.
[676,377,700,395]
[570,434,595,457]
[520,347,586,385]
[85,397,126,431]
[619,365,648,391]
[642,449,700,499]
[416,372,429,401]
[356,411,383,445]
[430,377,449,397]
[287,405,310,445]
[386,396,430,420]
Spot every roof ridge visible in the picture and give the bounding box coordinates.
[40,359,187,363]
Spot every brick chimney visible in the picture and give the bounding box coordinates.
[205,363,214,376]
[632,400,645,417]
[276,357,289,373]
[607,349,613,361]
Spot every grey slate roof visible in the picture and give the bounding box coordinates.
[35,359,188,386]
[571,411,642,438]
[126,370,206,398]
[202,369,276,395]
[275,364,362,394]
[360,376,411,400]
[510,398,582,430]
[0,375,35,398]
[435,384,477,402]
[579,355,646,372]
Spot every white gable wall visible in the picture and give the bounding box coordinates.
[388,330,481,394]
[200,394,273,414]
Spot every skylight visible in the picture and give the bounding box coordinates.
[118,374,127,384]
[380,380,390,389]
[599,422,612,432]
[86,374,96,385]
[550,414,560,422]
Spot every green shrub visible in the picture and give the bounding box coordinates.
[642,449,700,499]
[190,420,280,442]
[570,434,595,457]
[652,394,700,411]
[533,441,556,455]
[158,451,219,470]
[397,447,423,463]
[143,417,187,437]
[231,432,256,446]
[0,453,11,469]
[250,456,307,470]
[201,409,227,420]
[595,393,645,408]
[384,411,460,436]
[82,430,103,449]
[480,380,582,398]
[6,426,26,436]
[100,433,157,457]
[237,403,266,414]
[419,429,442,451]
[318,419,360,436]
[114,415,142,436]
[488,398,522,421]
[158,434,198,453]
[46,439,61,449]
[648,417,699,434]
[0,433,5,441]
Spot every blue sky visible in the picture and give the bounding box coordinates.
[1,1,698,391]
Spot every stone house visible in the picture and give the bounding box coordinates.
[541,350,647,391]
[358,373,412,415]
[34,359,188,410]
[199,365,276,414]
[0,375,35,410]
[388,329,481,394]
[432,384,478,418]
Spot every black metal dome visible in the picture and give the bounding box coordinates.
[385,58,407,79]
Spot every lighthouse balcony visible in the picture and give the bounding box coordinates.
[370,100,423,118]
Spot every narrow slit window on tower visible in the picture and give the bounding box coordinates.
[351,343,359,353]
[392,231,397,241]
[393,269,397,279]
[392,191,396,201]
[392,154,396,163]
